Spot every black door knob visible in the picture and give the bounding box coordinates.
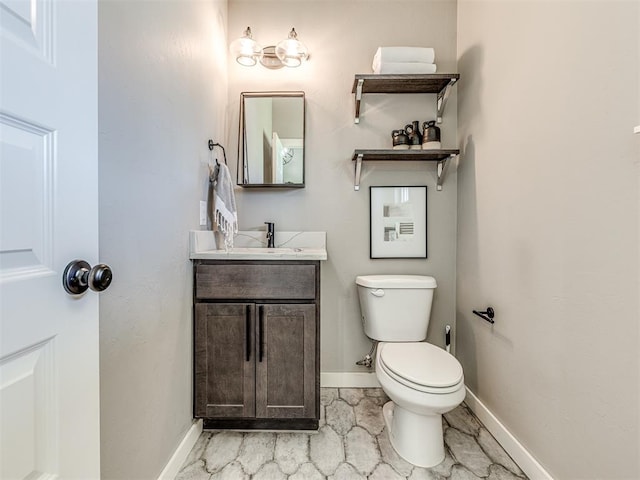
[63,260,113,295]
[88,264,113,292]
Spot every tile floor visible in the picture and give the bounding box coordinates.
[177,388,528,480]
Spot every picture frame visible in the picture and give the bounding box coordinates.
[370,186,427,259]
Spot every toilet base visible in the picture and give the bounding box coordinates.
[382,401,445,468]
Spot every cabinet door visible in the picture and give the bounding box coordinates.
[255,304,317,419]
[194,303,255,418]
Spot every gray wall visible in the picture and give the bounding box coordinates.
[456,1,640,478]
[98,1,227,478]
[228,0,459,374]
[95,1,640,477]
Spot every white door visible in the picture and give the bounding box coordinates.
[0,0,101,478]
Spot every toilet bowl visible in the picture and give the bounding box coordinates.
[355,274,466,468]
[375,342,466,467]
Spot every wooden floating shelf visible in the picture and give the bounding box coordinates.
[352,73,460,123]
[351,149,460,191]
[351,149,459,162]
[351,74,459,95]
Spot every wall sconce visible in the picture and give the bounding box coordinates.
[230,26,309,69]
[229,27,262,66]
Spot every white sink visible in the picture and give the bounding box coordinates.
[189,230,327,261]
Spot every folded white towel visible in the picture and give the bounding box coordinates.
[373,46,435,70]
[373,62,437,74]
[212,163,238,249]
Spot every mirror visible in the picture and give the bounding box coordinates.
[238,91,305,187]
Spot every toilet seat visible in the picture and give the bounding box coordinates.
[378,342,464,394]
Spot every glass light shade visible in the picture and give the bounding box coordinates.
[230,27,262,67]
[275,28,309,68]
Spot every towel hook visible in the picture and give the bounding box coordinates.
[208,139,227,166]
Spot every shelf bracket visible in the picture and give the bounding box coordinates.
[436,154,456,191]
[354,154,363,190]
[354,79,364,124]
[436,78,457,124]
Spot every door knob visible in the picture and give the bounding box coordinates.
[63,260,113,295]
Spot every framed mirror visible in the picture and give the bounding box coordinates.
[238,91,305,188]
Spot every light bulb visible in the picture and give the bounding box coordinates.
[230,27,262,67]
[275,28,309,68]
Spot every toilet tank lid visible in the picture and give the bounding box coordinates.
[355,275,437,289]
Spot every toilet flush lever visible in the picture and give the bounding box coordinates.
[370,289,385,297]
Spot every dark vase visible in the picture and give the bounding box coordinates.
[422,120,441,150]
[405,121,422,150]
[392,129,410,150]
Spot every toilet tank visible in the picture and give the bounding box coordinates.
[356,275,437,341]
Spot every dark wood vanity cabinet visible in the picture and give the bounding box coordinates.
[193,260,320,430]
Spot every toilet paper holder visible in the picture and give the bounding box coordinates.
[472,307,495,324]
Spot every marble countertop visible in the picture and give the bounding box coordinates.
[189,230,327,261]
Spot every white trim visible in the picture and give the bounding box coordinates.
[634,125,640,134]
[464,387,553,480]
[321,371,381,388]
[157,419,203,480]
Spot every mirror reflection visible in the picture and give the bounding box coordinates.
[238,92,305,187]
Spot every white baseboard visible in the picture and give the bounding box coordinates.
[321,371,381,388]
[464,387,553,480]
[157,419,203,480]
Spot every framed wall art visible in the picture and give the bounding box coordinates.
[369,186,427,259]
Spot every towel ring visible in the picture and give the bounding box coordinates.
[208,139,227,165]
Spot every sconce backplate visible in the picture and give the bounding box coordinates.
[260,46,284,69]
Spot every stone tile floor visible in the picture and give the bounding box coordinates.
[177,388,528,480]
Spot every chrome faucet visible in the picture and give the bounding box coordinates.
[265,222,275,248]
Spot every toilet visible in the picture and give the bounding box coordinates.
[356,274,465,468]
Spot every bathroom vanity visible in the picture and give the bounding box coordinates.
[190,231,326,430]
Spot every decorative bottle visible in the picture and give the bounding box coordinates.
[405,121,422,150]
[422,120,441,150]
[392,129,410,150]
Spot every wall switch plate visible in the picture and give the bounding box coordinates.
[199,201,207,226]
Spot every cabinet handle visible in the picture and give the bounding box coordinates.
[245,305,251,362]
[258,305,264,363]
